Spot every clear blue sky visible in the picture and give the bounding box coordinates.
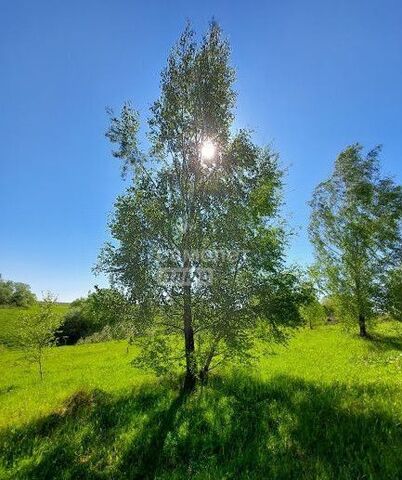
[1,0,401,301]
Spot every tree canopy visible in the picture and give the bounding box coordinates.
[309,144,402,336]
[0,275,36,307]
[98,22,310,388]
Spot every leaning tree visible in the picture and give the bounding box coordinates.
[309,144,402,337]
[98,22,309,389]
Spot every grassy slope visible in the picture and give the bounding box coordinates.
[0,304,69,346]
[0,322,401,479]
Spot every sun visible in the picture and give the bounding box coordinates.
[200,139,216,162]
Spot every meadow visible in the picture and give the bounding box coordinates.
[0,305,69,347]
[0,307,401,479]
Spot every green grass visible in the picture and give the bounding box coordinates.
[0,304,69,346]
[0,320,401,479]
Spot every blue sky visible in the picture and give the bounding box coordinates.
[1,0,401,301]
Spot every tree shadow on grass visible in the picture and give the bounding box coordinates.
[204,375,401,479]
[0,375,401,479]
[368,332,402,353]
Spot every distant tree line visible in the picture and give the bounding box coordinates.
[0,275,36,307]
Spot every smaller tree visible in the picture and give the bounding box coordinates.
[15,294,61,379]
[299,266,328,329]
[300,299,326,329]
[309,144,402,337]
[321,296,338,323]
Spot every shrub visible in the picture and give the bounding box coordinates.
[56,308,96,345]
[77,325,115,344]
[56,288,129,345]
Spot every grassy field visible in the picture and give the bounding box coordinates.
[0,310,401,479]
[0,304,69,346]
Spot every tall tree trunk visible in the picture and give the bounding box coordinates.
[358,313,368,337]
[182,159,197,391]
[38,349,43,380]
[183,280,196,391]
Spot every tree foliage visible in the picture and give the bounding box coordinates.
[309,144,402,337]
[385,267,402,321]
[300,299,326,330]
[0,275,36,307]
[98,22,310,387]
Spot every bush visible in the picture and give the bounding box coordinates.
[56,308,96,345]
[77,325,115,344]
[56,288,129,345]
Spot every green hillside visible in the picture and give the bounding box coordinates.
[0,304,69,346]
[0,322,401,479]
